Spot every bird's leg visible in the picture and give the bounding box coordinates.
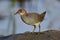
[32,25,36,32]
[39,25,40,32]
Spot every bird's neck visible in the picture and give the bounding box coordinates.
[23,13,28,16]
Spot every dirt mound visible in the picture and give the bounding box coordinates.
[0,30,60,40]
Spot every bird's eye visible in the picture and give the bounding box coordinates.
[20,9,23,12]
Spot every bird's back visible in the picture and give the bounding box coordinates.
[21,11,46,25]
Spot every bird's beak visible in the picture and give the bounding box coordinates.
[14,11,18,15]
[14,13,17,15]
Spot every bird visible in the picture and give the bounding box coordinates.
[15,9,46,32]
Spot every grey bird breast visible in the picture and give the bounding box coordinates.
[21,13,41,25]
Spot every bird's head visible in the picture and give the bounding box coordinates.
[15,9,28,16]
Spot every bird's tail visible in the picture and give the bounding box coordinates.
[40,11,46,21]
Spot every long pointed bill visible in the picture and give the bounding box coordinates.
[14,11,19,15]
[14,13,17,15]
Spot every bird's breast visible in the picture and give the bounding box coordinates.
[21,15,40,25]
